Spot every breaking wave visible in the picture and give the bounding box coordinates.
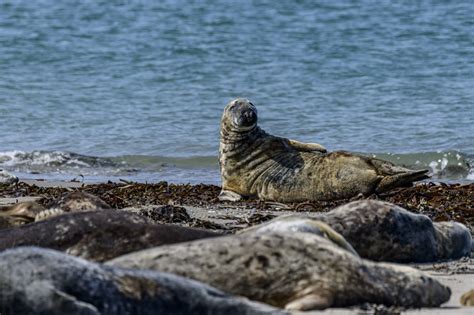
[0,150,472,183]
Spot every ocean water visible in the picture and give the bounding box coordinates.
[0,1,473,184]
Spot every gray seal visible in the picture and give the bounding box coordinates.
[0,210,219,262]
[108,231,451,311]
[242,199,472,263]
[219,98,429,202]
[0,247,280,315]
[35,191,112,221]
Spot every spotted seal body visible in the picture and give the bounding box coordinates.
[239,216,358,256]
[242,200,472,263]
[0,247,279,315]
[219,99,429,202]
[35,191,111,222]
[0,210,219,262]
[108,231,451,310]
[0,201,46,229]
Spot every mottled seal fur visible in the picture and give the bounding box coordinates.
[219,98,429,202]
[0,247,280,315]
[243,200,472,263]
[108,232,451,310]
[35,191,111,221]
[240,217,358,256]
[0,210,219,262]
[460,289,474,306]
[0,201,46,229]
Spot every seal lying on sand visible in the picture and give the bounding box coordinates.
[108,231,451,310]
[242,200,472,263]
[0,210,219,262]
[218,98,429,202]
[0,247,280,315]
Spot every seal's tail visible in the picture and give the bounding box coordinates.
[369,158,430,193]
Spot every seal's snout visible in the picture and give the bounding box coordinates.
[225,98,258,129]
[238,109,257,127]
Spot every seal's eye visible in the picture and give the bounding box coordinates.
[249,102,254,106]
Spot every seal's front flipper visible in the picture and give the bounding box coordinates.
[218,190,242,202]
[285,293,333,311]
[287,139,327,153]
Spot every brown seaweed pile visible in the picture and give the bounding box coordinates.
[0,181,472,230]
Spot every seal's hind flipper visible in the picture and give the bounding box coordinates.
[285,293,333,311]
[375,169,430,193]
[218,190,242,202]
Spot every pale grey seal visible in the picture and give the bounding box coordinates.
[0,247,280,315]
[218,98,429,202]
[108,231,451,310]
[0,169,18,185]
[242,199,472,263]
[0,210,220,262]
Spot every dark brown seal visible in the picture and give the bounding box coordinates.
[219,98,429,202]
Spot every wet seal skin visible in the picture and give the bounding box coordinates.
[0,210,220,262]
[244,200,472,263]
[218,98,429,202]
[0,247,281,315]
[108,231,451,311]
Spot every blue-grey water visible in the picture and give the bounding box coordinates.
[0,1,473,184]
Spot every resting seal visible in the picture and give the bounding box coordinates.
[108,231,451,310]
[242,200,472,263]
[219,98,429,202]
[0,210,219,262]
[0,247,279,314]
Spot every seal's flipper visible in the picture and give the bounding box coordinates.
[375,169,429,193]
[312,221,359,257]
[285,293,333,311]
[26,281,100,315]
[287,139,327,153]
[218,190,242,202]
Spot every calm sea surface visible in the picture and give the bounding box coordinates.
[0,1,473,183]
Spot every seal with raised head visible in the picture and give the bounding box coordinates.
[108,231,451,311]
[218,98,429,202]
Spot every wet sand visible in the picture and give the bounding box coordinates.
[0,179,473,313]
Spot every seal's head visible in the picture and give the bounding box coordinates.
[222,98,258,132]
